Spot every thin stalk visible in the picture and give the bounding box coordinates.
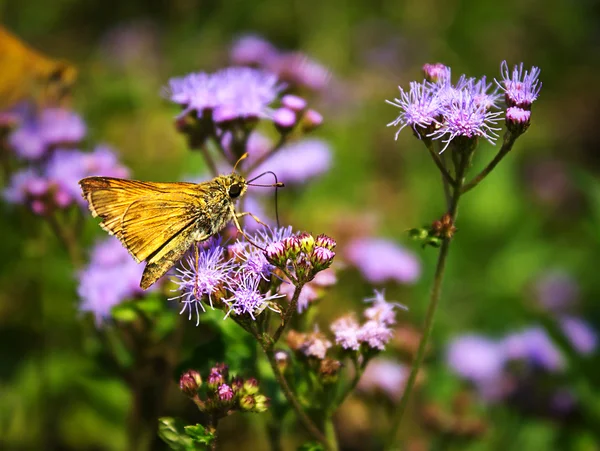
[272,283,303,343]
[208,417,218,451]
[262,343,330,448]
[247,135,287,173]
[45,212,82,267]
[198,145,219,177]
[425,141,456,188]
[385,149,469,449]
[461,132,517,194]
[324,418,339,451]
[334,355,362,408]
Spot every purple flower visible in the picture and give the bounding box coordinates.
[165,67,284,122]
[301,331,332,359]
[358,358,408,401]
[446,335,506,383]
[230,35,278,67]
[506,106,531,124]
[429,89,502,152]
[497,61,542,108]
[534,270,579,313]
[468,76,501,110]
[3,169,46,205]
[224,273,284,320]
[250,138,331,186]
[363,289,407,326]
[78,237,155,324]
[502,327,564,371]
[423,63,451,83]
[9,108,86,160]
[331,315,362,350]
[386,81,441,139]
[560,316,597,355]
[345,238,421,284]
[218,384,235,402]
[269,52,330,91]
[171,238,233,325]
[357,320,394,350]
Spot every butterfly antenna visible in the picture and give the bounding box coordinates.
[247,171,283,228]
[233,153,249,172]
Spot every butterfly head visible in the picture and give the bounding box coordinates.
[220,172,248,201]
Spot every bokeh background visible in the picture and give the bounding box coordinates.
[2,0,600,449]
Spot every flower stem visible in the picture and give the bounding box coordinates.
[426,141,456,188]
[199,144,219,177]
[324,418,339,451]
[272,283,303,343]
[247,134,287,173]
[385,148,469,449]
[261,342,330,448]
[461,131,517,194]
[45,211,82,267]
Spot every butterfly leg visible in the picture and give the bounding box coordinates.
[235,211,270,228]
[231,210,267,251]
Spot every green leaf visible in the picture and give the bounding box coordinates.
[158,417,196,451]
[184,423,215,446]
[297,442,325,451]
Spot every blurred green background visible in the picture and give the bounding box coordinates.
[2,0,600,449]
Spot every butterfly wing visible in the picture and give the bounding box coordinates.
[80,177,214,288]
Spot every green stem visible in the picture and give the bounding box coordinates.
[385,149,469,449]
[199,144,219,177]
[334,355,362,408]
[45,211,82,267]
[461,132,517,194]
[324,418,339,451]
[272,283,303,343]
[262,343,330,448]
[426,141,456,188]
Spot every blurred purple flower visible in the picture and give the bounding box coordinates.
[171,238,233,325]
[301,330,332,359]
[230,35,278,67]
[345,238,421,284]
[3,168,46,205]
[534,270,579,313]
[280,267,336,312]
[560,316,597,355]
[268,52,330,91]
[250,138,331,186]
[357,319,394,350]
[497,61,542,108]
[9,108,85,160]
[358,358,408,401]
[446,335,506,383]
[363,289,407,326]
[502,327,564,371]
[224,273,284,319]
[386,81,441,139]
[78,237,155,324]
[165,67,284,121]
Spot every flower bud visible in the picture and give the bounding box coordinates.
[314,234,336,250]
[422,63,450,83]
[282,236,301,259]
[281,94,307,112]
[300,108,323,132]
[253,394,270,413]
[297,232,315,254]
[505,106,531,136]
[319,358,342,384]
[242,378,259,395]
[265,241,287,266]
[273,108,297,134]
[239,394,256,411]
[274,350,290,373]
[207,369,226,391]
[179,370,202,397]
[294,254,311,281]
[230,376,244,393]
[310,246,335,272]
[286,330,307,352]
[217,384,235,403]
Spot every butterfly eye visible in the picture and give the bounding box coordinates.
[228,183,243,198]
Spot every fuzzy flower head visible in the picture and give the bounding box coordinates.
[224,273,284,320]
[429,89,502,152]
[386,81,441,139]
[165,67,284,123]
[78,237,157,324]
[171,238,234,325]
[497,61,542,109]
[9,108,86,160]
[363,289,408,326]
[331,315,362,351]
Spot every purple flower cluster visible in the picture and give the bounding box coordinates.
[387,61,541,150]
[230,35,330,91]
[345,237,421,284]
[166,67,284,123]
[357,358,409,401]
[4,145,129,215]
[9,108,86,160]
[78,237,157,324]
[446,318,597,402]
[170,227,307,324]
[331,290,408,352]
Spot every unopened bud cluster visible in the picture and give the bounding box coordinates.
[265,232,336,283]
[179,363,269,418]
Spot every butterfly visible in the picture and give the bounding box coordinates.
[0,26,77,110]
[79,167,282,289]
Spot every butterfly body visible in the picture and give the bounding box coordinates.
[79,173,248,289]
